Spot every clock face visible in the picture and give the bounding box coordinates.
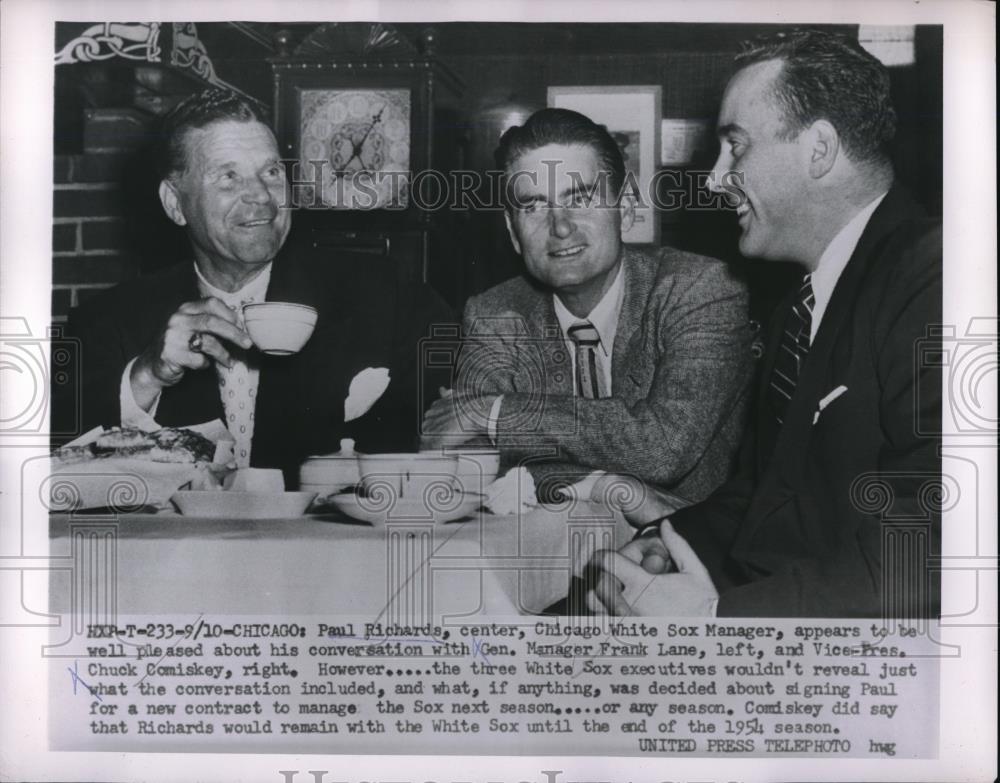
[300,88,411,209]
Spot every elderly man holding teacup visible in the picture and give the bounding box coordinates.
[55,89,450,479]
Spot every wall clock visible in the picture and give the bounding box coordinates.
[270,36,465,294]
[299,88,411,209]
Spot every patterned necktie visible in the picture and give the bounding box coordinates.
[194,262,270,468]
[769,275,815,425]
[215,299,260,467]
[568,321,605,399]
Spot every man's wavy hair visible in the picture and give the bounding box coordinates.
[494,108,627,206]
[155,88,271,179]
[736,30,897,164]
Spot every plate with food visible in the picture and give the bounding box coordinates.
[52,425,220,465]
[49,423,233,512]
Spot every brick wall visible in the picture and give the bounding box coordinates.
[51,106,177,322]
[52,151,131,321]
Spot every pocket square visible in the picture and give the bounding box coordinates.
[813,385,848,424]
[344,367,391,422]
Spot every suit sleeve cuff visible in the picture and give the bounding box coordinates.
[633,513,673,541]
[120,357,161,431]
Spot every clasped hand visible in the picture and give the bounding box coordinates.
[586,519,718,617]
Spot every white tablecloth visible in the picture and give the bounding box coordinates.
[48,501,633,621]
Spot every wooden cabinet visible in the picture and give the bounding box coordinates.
[270,35,465,303]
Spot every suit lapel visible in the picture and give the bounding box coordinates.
[525,293,574,396]
[251,249,360,466]
[753,290,791,470]
[521,247,652,398]
[261,246,322,309]
[748,186,924,526]
[612,248,654,383]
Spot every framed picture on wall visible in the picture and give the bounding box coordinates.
[547,85,662,245]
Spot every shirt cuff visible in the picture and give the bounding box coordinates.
[120,357,161,431]
[486,394,504,445]
[633,513,673,540]
[707,597,720,617]
[634,521,665,540]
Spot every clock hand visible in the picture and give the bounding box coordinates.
[348,106,386,170]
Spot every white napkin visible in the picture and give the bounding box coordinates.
[185,419,236,464]
[344,367,391,422]
[484,467,538,515]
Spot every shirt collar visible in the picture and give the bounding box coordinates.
[810,192,887,325]
[552,261,626,357]
[194,262,273,309]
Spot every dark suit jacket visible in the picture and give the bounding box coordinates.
[670,186,942,617]
[55,234,452,479]
[459,245,753,502]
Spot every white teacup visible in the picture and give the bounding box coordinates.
[358,453,459,501]
[223,467,285,492]
[243,302,318,355]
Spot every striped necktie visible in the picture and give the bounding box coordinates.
[568,321,605,399]
[769,275,815,425]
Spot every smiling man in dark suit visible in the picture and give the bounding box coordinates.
[55,89,449,476]
[590,30,942,618]
[421,108,753,504]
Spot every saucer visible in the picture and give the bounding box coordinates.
[170,491,316,519]
[327,491,483,526]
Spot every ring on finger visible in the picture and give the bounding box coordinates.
[188,332,204,352]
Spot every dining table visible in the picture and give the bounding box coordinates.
[43,499,647,755]
[47,499,635,625]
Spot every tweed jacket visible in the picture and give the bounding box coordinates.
[458,245,753,502]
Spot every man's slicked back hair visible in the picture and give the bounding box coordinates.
[156,88,271,179]
[735,29,897,164]
[495,108,627,203]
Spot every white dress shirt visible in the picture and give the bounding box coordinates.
[552,261,625,395]
[487,262,626,439]
[808,192,887,343]
[119,262,272,466]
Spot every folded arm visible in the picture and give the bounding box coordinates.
[494,264,752,487]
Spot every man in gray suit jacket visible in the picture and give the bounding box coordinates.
[422,109,753,503]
